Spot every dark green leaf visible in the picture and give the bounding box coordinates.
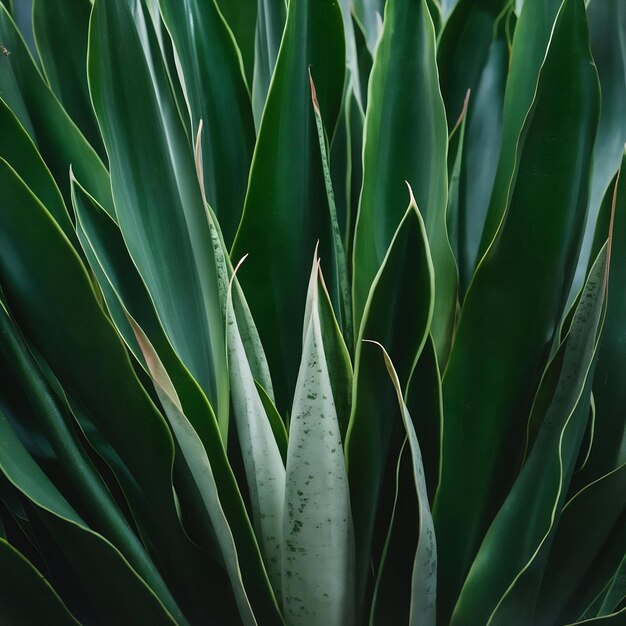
[158,0,256,246]
[232,0,345,411]
[352,0,456,363]
[434,0,600,615]
[89,0,229,432]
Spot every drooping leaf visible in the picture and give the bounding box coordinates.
[0,406,182,625]
[434,0,600,615]
[0,98,74,244]
[232,0,345,411]
[0,157,220,622]
[282,257,355,626]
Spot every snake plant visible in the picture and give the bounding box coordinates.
[0,0,624,624]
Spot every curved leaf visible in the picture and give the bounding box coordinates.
[0,407,181,625]
[0,97,74,244]
[434,0,600,614]
[346,193,434,615]
[0,539,79,625]
[477,0,562,255]
[370,343,436,626]
[32,0,106,159]
[451,244,608,626]
[0,4,112,213]
[352,0,455,363]
[89,0,229,432]
[158,0,256,245]
[232,0,345,411]
[536,467,626,622]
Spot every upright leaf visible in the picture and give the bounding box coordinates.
[346,193,434,616]
[0,4,112,213]
[451,244,608,625]
[434,0,600,614]
[352,0,455,363]
[226,266,286,598]
[370,344,436,626]
[232,0,345,411]
[32,0,105,159]
[282,257,354,626]
[574,0,626,288]
[158,0,256,245]
[252,0,287,127]
[89,0,229,432]
[477,0,562,256]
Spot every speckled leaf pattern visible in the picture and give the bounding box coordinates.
[282,257,355,626]
[131,320,273,626]
[227,269,286,599]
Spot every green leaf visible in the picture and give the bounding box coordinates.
[71,175,224,472]
[0,407,181,625]
[232,0,345,411]
[477,0,562,256]
[0,157,217,622]
[370,343,436,626]
[158,0,256,246]
[131,320,280,626]
[353,0,384,52]
[0,4,113,214]
[282,256,355,626]
[0,98,74,244]
[451,242,608,626]
[434,0,600,614]
[32,0,106,160]
[574,153,626,488]
[226,264,286,598]
[214,0,256,85]
[0,539,79,625]
[0,301,185,622]
[309,69,352,344]
[352,0,456,363]
[575,0,626,289]
[437,0,512,292]
[252,0,287,127]
[405,335,443,503]
[536,464,626,622]
[346,193,434,616]
[89,0,229,434]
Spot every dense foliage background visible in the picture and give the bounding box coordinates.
[0,0,624,624]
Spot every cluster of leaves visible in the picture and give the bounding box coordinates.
[0,0,624,624]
